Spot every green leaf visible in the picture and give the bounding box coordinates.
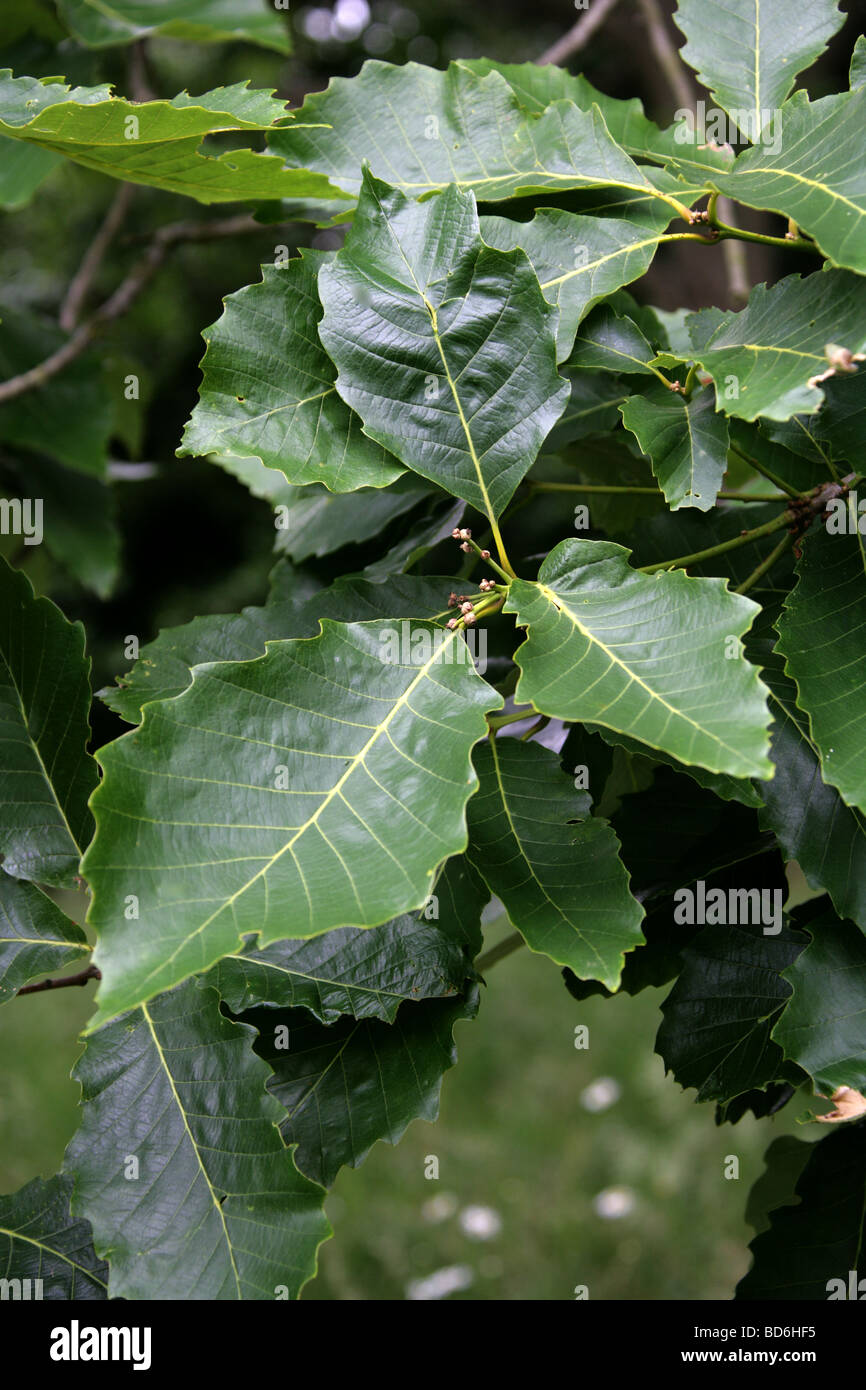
[745,604,866,929]
[543,373,630,449]
[568,839,786,1002]
[83,618,501,1026]
[620,382,728,510]
[851,34,866,90]
[568,304,660,375]
[629,499,795,589]
[0,1174,107,1299]
[270,61,686,214]
[673,0,844,139]
[248,985,479,1187]
[465,737,643,989]
[318,173,568,526]
[57,0,291,52]
[0,876,88,1003]
[0,71,345,205]
[776,524,866,816]
[0,308,114,477]
[480,210,669,361]
[274,478,435,564]
[66,980,329,1299]
[730,416,829,494]
[736,1124,866,1300]
[460,59,681,162]
[613,767,776,902]
[179,252,403,491]
[717,1083,797,1126]
[504,538,773,779]
[772,912,866,1093]
[815,369,866,466]
[0,558,97,887]
[207,854,485,1021]
[706,90,866,274]
[101,572,456,723]
[3,454,121,598]
[0,136,60,208]
[667,271,866,421]
[588,723,763,809]
[742,1134,813,1235]
[656,921,807,1103]
[360,498,465,580]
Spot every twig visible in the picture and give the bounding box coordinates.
[17,963,100,997]
[716,197,751,307]
[727,442,802,499]
[59,183,135,333]
[536,0,622,66]
[734,533,791,594]
[636,0,694,112]
[0,214,268,405]
[476,931,526,974]
[128,39,156,103]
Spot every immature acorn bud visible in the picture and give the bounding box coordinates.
[479,578,494,592]
[451,528,462,540]
[463,612,476,625]
[446,617,458,629]
[460,601,474,614]
[460,541,471,552]
[448,592,458,607]
[459,528,472,540]
[480,549,490,559]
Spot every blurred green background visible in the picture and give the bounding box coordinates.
[0,0,850,1300]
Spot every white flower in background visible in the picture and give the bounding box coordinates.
[580,1077,621,1113]
[593,1186,636,1220]
[406,1265,474,1301]
[458,1205,502,1240]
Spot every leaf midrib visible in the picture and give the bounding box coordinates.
[132,627,465,998]
[141,1003,242,1299]
[535,579,753,766]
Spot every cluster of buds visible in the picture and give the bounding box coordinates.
[452,526,473,553]
[478,577,495,592]
[446,592,477,628]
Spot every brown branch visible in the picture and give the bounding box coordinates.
[17,963,100,997]
[0,214,269,405]
[716,196,751,306]
[536,0,622,66]
[128,39,156,103]
[636,0,695,112]
[59,183,135,333]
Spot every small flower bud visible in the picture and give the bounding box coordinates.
[463,612,476,625]
[461,601,474,613]
[460,541,471,552]
[446,617,458,629]
[451,528,462,540]
[480,549,490,559]
[448,592,458,607]
[459,528,472,540]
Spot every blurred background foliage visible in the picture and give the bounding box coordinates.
[1,0,859,1299]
